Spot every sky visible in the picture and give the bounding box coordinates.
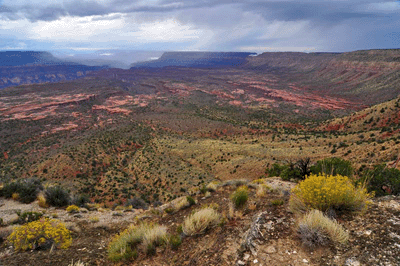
[0,0,400,54]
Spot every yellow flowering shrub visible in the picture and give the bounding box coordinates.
[66,205,80,213]
[289,174,372,215]
[7,218,72,251]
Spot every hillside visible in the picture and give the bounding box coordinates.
[1,179,400,265]
[1,49,400,265]
[1,49,400,205]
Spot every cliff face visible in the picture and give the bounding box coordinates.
[0,64,107,89]
[244,49,400,105]
[130,51,256,68]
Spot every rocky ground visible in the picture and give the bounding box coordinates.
[0,178,400,266]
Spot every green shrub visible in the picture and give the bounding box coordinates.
[169,234,182,250]
[281,163,302,181]
[186,196,196,206]
[126,197,148,210]
[1,179,42,204]
[362,164,400,196]
[289,174,372,215]
[7,218,72,251]
[297,209,348,249]
[16,211,43,225]
[45,186,71,207]
[71,194,90,207]
[271,199,284,206]
[266,163,287,177]
[310,157,353,177]
[230,185,249,208]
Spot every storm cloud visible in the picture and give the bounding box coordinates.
[0,0,399,52]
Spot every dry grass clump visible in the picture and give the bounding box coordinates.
[222,179,248,187]
[256,184,271,198]
[297,209,349,249]
[68,260,86,266]
[37,193,49,208]
[107,222,168,261]
[182,208,221,236]
[289,174,372,215]
[206,181,220,192]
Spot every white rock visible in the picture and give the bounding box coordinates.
[303,259,309,263]
[244,253,250,260]
[253,259,258,263]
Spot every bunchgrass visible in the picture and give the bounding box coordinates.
[182,208,221,236]
[297,209,349,249]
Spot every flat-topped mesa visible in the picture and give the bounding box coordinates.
[130,51,256,68]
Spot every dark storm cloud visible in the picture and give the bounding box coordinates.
[0,0,397,23]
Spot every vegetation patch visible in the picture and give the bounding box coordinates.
[297,209,349,249]
[290,174,372,215]
[182,207,221,236]
[107,222,168,262]
[7,218,72,251]
[230,185,249,208]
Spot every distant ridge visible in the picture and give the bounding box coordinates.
[0,51,107,89]
[130,51,256,68]
[0,51,71,66]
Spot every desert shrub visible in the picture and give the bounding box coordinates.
[16,211,43,225]
[281,163,302,181]
[230,186,248,208]
[289,174,372,215]
[66,205,80,213]
[186,196,196,206]
[1,179,42,204]
[266,163,287,177]
[362,164,400,196]
[182,208,221,236]
[7,218,72,251]
[107,222,167,262]
[296,158,312,180]
[126,197,148,210]
[71,194,90,207]
[310,157,353,177]
[169,234,182,250]
[297,209,348,249]
[45,186,70,207]
[271,199,284,206]
[164,207,173,214]
[222,179,248,187]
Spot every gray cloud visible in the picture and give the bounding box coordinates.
[0,0,399,52]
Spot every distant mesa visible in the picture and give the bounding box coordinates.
[0,51,107,89]
[0,51,71,67]
[130,51,256,69]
